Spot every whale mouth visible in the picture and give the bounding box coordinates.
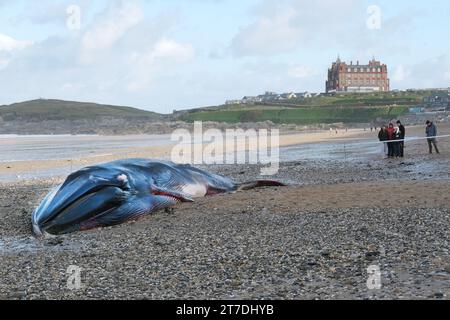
[39,185,117,223]
[32,174,128,236]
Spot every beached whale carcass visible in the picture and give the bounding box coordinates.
[32,159,285,236]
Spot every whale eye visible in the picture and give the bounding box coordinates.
[117,174,128,183]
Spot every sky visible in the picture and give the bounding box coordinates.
[0,0,449,114]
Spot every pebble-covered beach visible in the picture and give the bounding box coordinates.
[0,145,449,299]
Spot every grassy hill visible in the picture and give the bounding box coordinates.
[275,90,431,108]
[0,99,163,122]
[0,90,436,131]
[181,106,409,124]
[179,91,432,124]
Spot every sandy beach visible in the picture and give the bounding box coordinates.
[0,128,371,182]
[0,125,449,300]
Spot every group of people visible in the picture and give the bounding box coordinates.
[378,120,440,158]
[378,120,406,158]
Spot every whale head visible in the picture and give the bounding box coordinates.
[31,164,155,236]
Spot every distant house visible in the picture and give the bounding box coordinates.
[423,92,450,111]
[242,96,262,104]
[296,91,313,98]
[225,100,242,105]
[257,92,281,102]
[280,92,297,100]
[226,90,315,105]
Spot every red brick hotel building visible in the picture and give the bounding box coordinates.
[326,57,390,93]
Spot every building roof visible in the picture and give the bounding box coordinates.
[331,58,386,69]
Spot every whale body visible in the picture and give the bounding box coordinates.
[32,159,285,236]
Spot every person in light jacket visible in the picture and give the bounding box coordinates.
[396,120,406,158]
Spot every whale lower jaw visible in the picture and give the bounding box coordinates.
[32,221,43,237]
[32,223,57,239]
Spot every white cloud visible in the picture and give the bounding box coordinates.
[389,54,450,89]
[231,0,361,57]
[0,58,9,69]
[412,54,450,88]
[80,0,144,64]
[0,1,196,110]
[219,60,323,95]
[232,7,300,56]
[230,0,421,59]
[151,38,194,61]
[0,33,33,52]
[17,1,72,26]
[288,65,317,79]
[126,38,194,91]
[392,65,411,82]
[444,71,450,81]
[0,0,448,111]
[0,33,33,69]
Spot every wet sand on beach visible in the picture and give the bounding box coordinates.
[0,124,449,300]
[1,125,443,182]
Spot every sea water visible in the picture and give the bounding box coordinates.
[0,134,173,162]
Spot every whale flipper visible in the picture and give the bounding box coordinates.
[150,185,195,202]
[237,180,286,191]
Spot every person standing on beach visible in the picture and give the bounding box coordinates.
[393,126,402,157]
[378,126,388,157]
[386,123,396,158]
[426,120,440,154]
[397,120,406,157]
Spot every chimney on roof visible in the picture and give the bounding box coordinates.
[357,60,359,65]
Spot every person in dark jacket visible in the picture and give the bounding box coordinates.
[396,120,406,157]
[393,126,402,157]
[378,126,388,156]
[426,121,440,154]
[386,123,396,158]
